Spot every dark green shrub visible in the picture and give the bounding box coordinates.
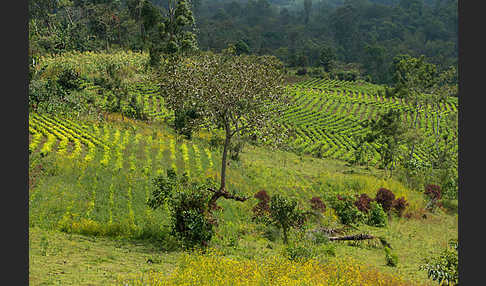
[29,63,89,115]
[148,169,179,208]
[57,67,82,91]
[384,246,398,267]
[285,244,313,262]
[420,239,458,285]
[296,68,307,76]
[441,175,458,200]
[335,70,359,81]
[147,169,215,249]
[124,95,147,120]
[367,201,387,227]
[269,194,307,244]
[384,86,396,98]
[209,134,225,149]
[149,46,162,68]
[235,39,250,55]
[173,107,200,139]
[330,194,365,225]
[309,67,327,79]
[441,199,458,213]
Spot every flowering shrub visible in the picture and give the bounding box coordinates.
[424,184,442,200]
[252,190,271,221]
[254,190,271,202]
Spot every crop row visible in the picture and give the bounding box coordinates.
[280,83,456,166]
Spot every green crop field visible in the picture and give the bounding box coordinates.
[281,78,458,166]
[28,112,456,286]
[28,52,458,286]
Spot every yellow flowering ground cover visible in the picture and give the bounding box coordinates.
[117,251,419,286]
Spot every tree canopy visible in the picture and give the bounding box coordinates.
[159,51,289,193]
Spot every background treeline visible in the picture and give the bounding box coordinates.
[29,0,457,84]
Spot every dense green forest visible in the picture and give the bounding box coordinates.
[29,0,457,84]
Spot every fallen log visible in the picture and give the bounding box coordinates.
[325,233,392,249]
[328,233,375,241]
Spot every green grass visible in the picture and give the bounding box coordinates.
[29,113,457,285]
[28,51,457,285]
[30,211,457,285]
[29,226,180,286]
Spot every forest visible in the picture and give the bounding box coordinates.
[29,0,457,84]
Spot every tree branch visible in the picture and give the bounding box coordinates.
[207,187,249,210]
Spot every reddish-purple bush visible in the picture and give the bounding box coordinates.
[252,190,270,218]
[424,184,442,211]
[392,197,409,217]
[375,188,395,212]
[254,190,270,203]
[354,194,373,213]
[424,184,442,200]
[310,197,326,213]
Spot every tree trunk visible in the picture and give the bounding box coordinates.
[283,226,288,244]
[220,127,231,191]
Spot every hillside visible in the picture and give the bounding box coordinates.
[283,78,457,165]
[29,111,457,285]
[28,51,458,285]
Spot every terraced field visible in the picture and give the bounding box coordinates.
[27,76,458,238]
[28,113,218,237]
[281,79,458,166]
[81,80,171,122]
[28,78,458,286]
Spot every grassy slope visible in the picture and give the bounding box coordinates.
[29,115,457,285]
[29,226,179,285]
[29,50,457,284]
[30,212,457,285]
